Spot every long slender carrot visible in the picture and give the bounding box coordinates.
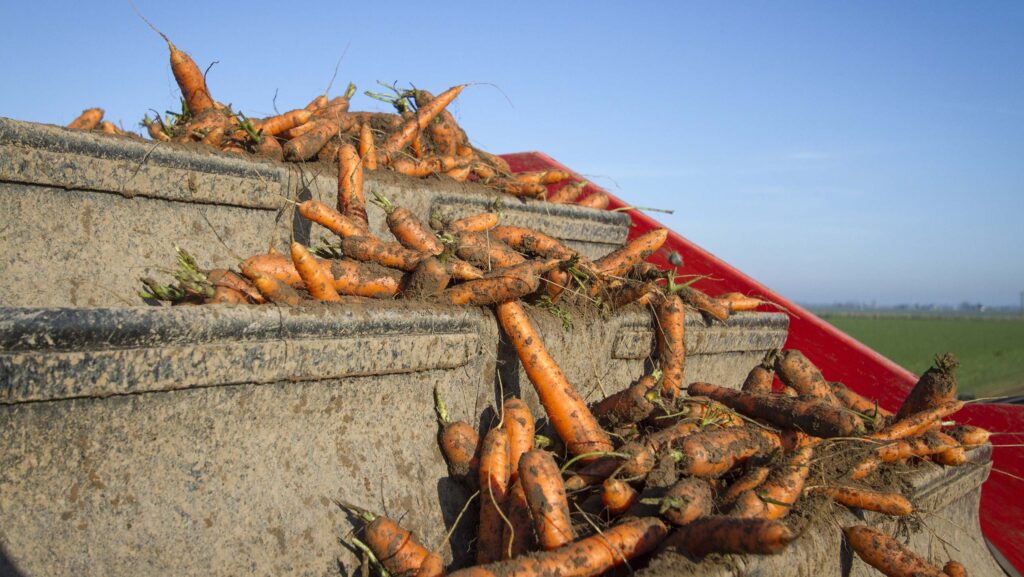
[843,525,946,577]
[290,242,341,302]
[519,450,575,550]
[812,486,913,516]
[380,84,467,157]
[503,398,535,483]
[715,292,770,313]
[299,200,366,239]
[655,293,686,399]
[477,426,511,564]
[662,516,794,556]
[341,236,424,272]
[255,109,312,136]
[444,258,560,306]
[870,400,965,442]
[445,517,668,577]
[496,301,613,458]
[359,122,378,170]
[594,229,668,278]
[848,432,958,480]
[68,108,104,130]
[337,144,368,230]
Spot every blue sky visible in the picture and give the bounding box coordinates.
[2,2,1022,306]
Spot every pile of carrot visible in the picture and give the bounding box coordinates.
[64,28,611,205]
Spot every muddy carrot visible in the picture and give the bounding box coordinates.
[662,516,795,556]
[676,427,781,478]
[381,84,466,157]
[359,122,378,170]
[675,285,731,322]
[576,191,610,210]
[733,445,813,520]
[843,525,946,577]
[496,179,547,199]
[812,486,913,516]
[356,509,434,577]
[389,156,445,178]
[371,192,443,255]
[446,213,500,234]
[251,273,302,305]
[402,257,450,299]
[563,442,656,491]
[601,478,639,517]
[944,560,968,577]
[719,466,771,508]
[435,386,480,488]
[931,430,968,466]
[655,293,686,399]
[687,382,864,438]
[278,120,319,141]
[591,371,660,426]
[774,349,842,406]
[496,301,614,457]
[206,269,264,304]
[455,233,526,269]
[478,426,511,564]
[829,381,894,420]
[305,94,328,113]
[896,353,959,420]
[503,479,535,558]
[848,433,958,480]
[546,181,587,204]
[946,425,991,447]
[291,242,342,302]
[519,449,575,550]
[635,477,713,526]
[741,350,777,395]
[255,109,312,136]
[163,37,215,115]
[284,117,353,161]
[444,258,560,306]
[503,398,535,483]
[299,200,365,239]
[315,84,357,122]
[329,259,405,298]
[341,236,424,272]
[489,226,576,260]
[68,107,104,130]
[594,229,668,279]
[871,400,965,442]
[337,144,368,229]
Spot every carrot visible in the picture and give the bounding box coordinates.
[733,445,813,520]
[594,229,668,279]
[655,293,686,399]
[417,552,444,577]
[946,424,991,447]
[389,156,445,178]
[843,525,946,577]
[870,400,965,442]
[254,109,312,136]
[299,200,366,239]
[446,213,500,234]
[662,516,795,556]
[241,253,305,287]
[503,398,535,483]
[896,353,959,420]
[455,233,526,270]
[645,422,700,453]
[207,269,264,304]
[513,170,572,185]
[741,350,778,395]
[495,179,547,199]
[675,426,781,478]
[591,371,660,426]
[687,382,865,438]
[774,349,842,406]
[336,144,368,230]
[943,560,968,577]
[496,301,614,457]
[542,268,571,302]
[356,509,435,577]
[143,116,170,141]
[444,258,560,306]
[434,386,480,488]
[848,433,958,480]
[930,430,968,466]
[811,486,913,516]
[657,477,714,526]
[410,133,424,159]
[447,259,486,282]
[327,259,403,298]
[402,257,450,299]
[716,292,769,313]
[477,426,511,564]
[162,37,215,115]
[412,89,466,156]
[718,466,771,508]
[284,117,353,161]
[470,162,497,180]
[564,441,656,491]
[304,94,328,113]
[489,226,576,260]
[518,449,575,550]
[291,242,342,302]
[68,108,104,130]
[253,132,283,160]
[576,191,610,210]
[472,147,512,176]
[278,120,319,141]
[546,181,587,204]
[341,236,424,272]
[445,517,667,577]
[503,479,536,558]
[601,478,639,517]
[315,84,358,122]
[205,284,248,304]
[371,192,443,255]
[670,285,730,323]
[359,122,378,170]
[251,273,302,305]
[380,84,466,157]
[829,381,893,421]
[98,121,123,135]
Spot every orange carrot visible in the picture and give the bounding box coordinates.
[278,120,319,141]
[496,301,614,457]
[455,233,526,269]
[946,425,991,447]
[358,510,434,577]
[687,381,865,438]
[254,109,312,136]
[359,122,378,170]
[445,517,667,577]
[513,170,571,185]
[594,228,668,279]
[640,477,713,526]
[931,430,968,466]
[444,258,560,306]
[843,525,946,577]
[655,293,686,399]
[489,226,576,260]
[164,37,215,115]
[896,353,959,420]
[675,285,731,322]
[716,292,770,313]
[496,179,547,199]
[943,560,968,577]
[563,442,656,491]
[812,486,913,516]
[591,372,660,426]
[733,445,813,519]
[371,192,443,255]
[329,259,404,298]
[291,242,341,302]
[774,349,842,406]
[719,466,771,508]
[284,116,354,161]
[519,449,575,550]
[251,273,302,305]
[478,426,511,564]
[380,84,466,157]
[447,213,499,234]
[503,479,536,558]
[253,132,283,160]
[304,94,328,113]
[299,200,366,239]
[98,121,122,135]
[402,257,450,299]
[503,398,535,483]
[206,269,264,304]
[315,84,357,122]
[435,386,479,488]
[741,350,777,395]
[546,180,587,204]
[662,516,795,556]
[68,107,104,130]
[676,426,781,478]
[870,400,965,442]
[576,191,610,210]
[337,143,368,229]
[341,236,424,272]
[829,381,894,421]
[240,253,304,287]
[601,478,639,517]
[848,433,958,480]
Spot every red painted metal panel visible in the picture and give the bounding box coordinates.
[501,150,1024,573]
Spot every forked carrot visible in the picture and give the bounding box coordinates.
[496,301,613,458]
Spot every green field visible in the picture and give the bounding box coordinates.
[818,315,1024,398]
